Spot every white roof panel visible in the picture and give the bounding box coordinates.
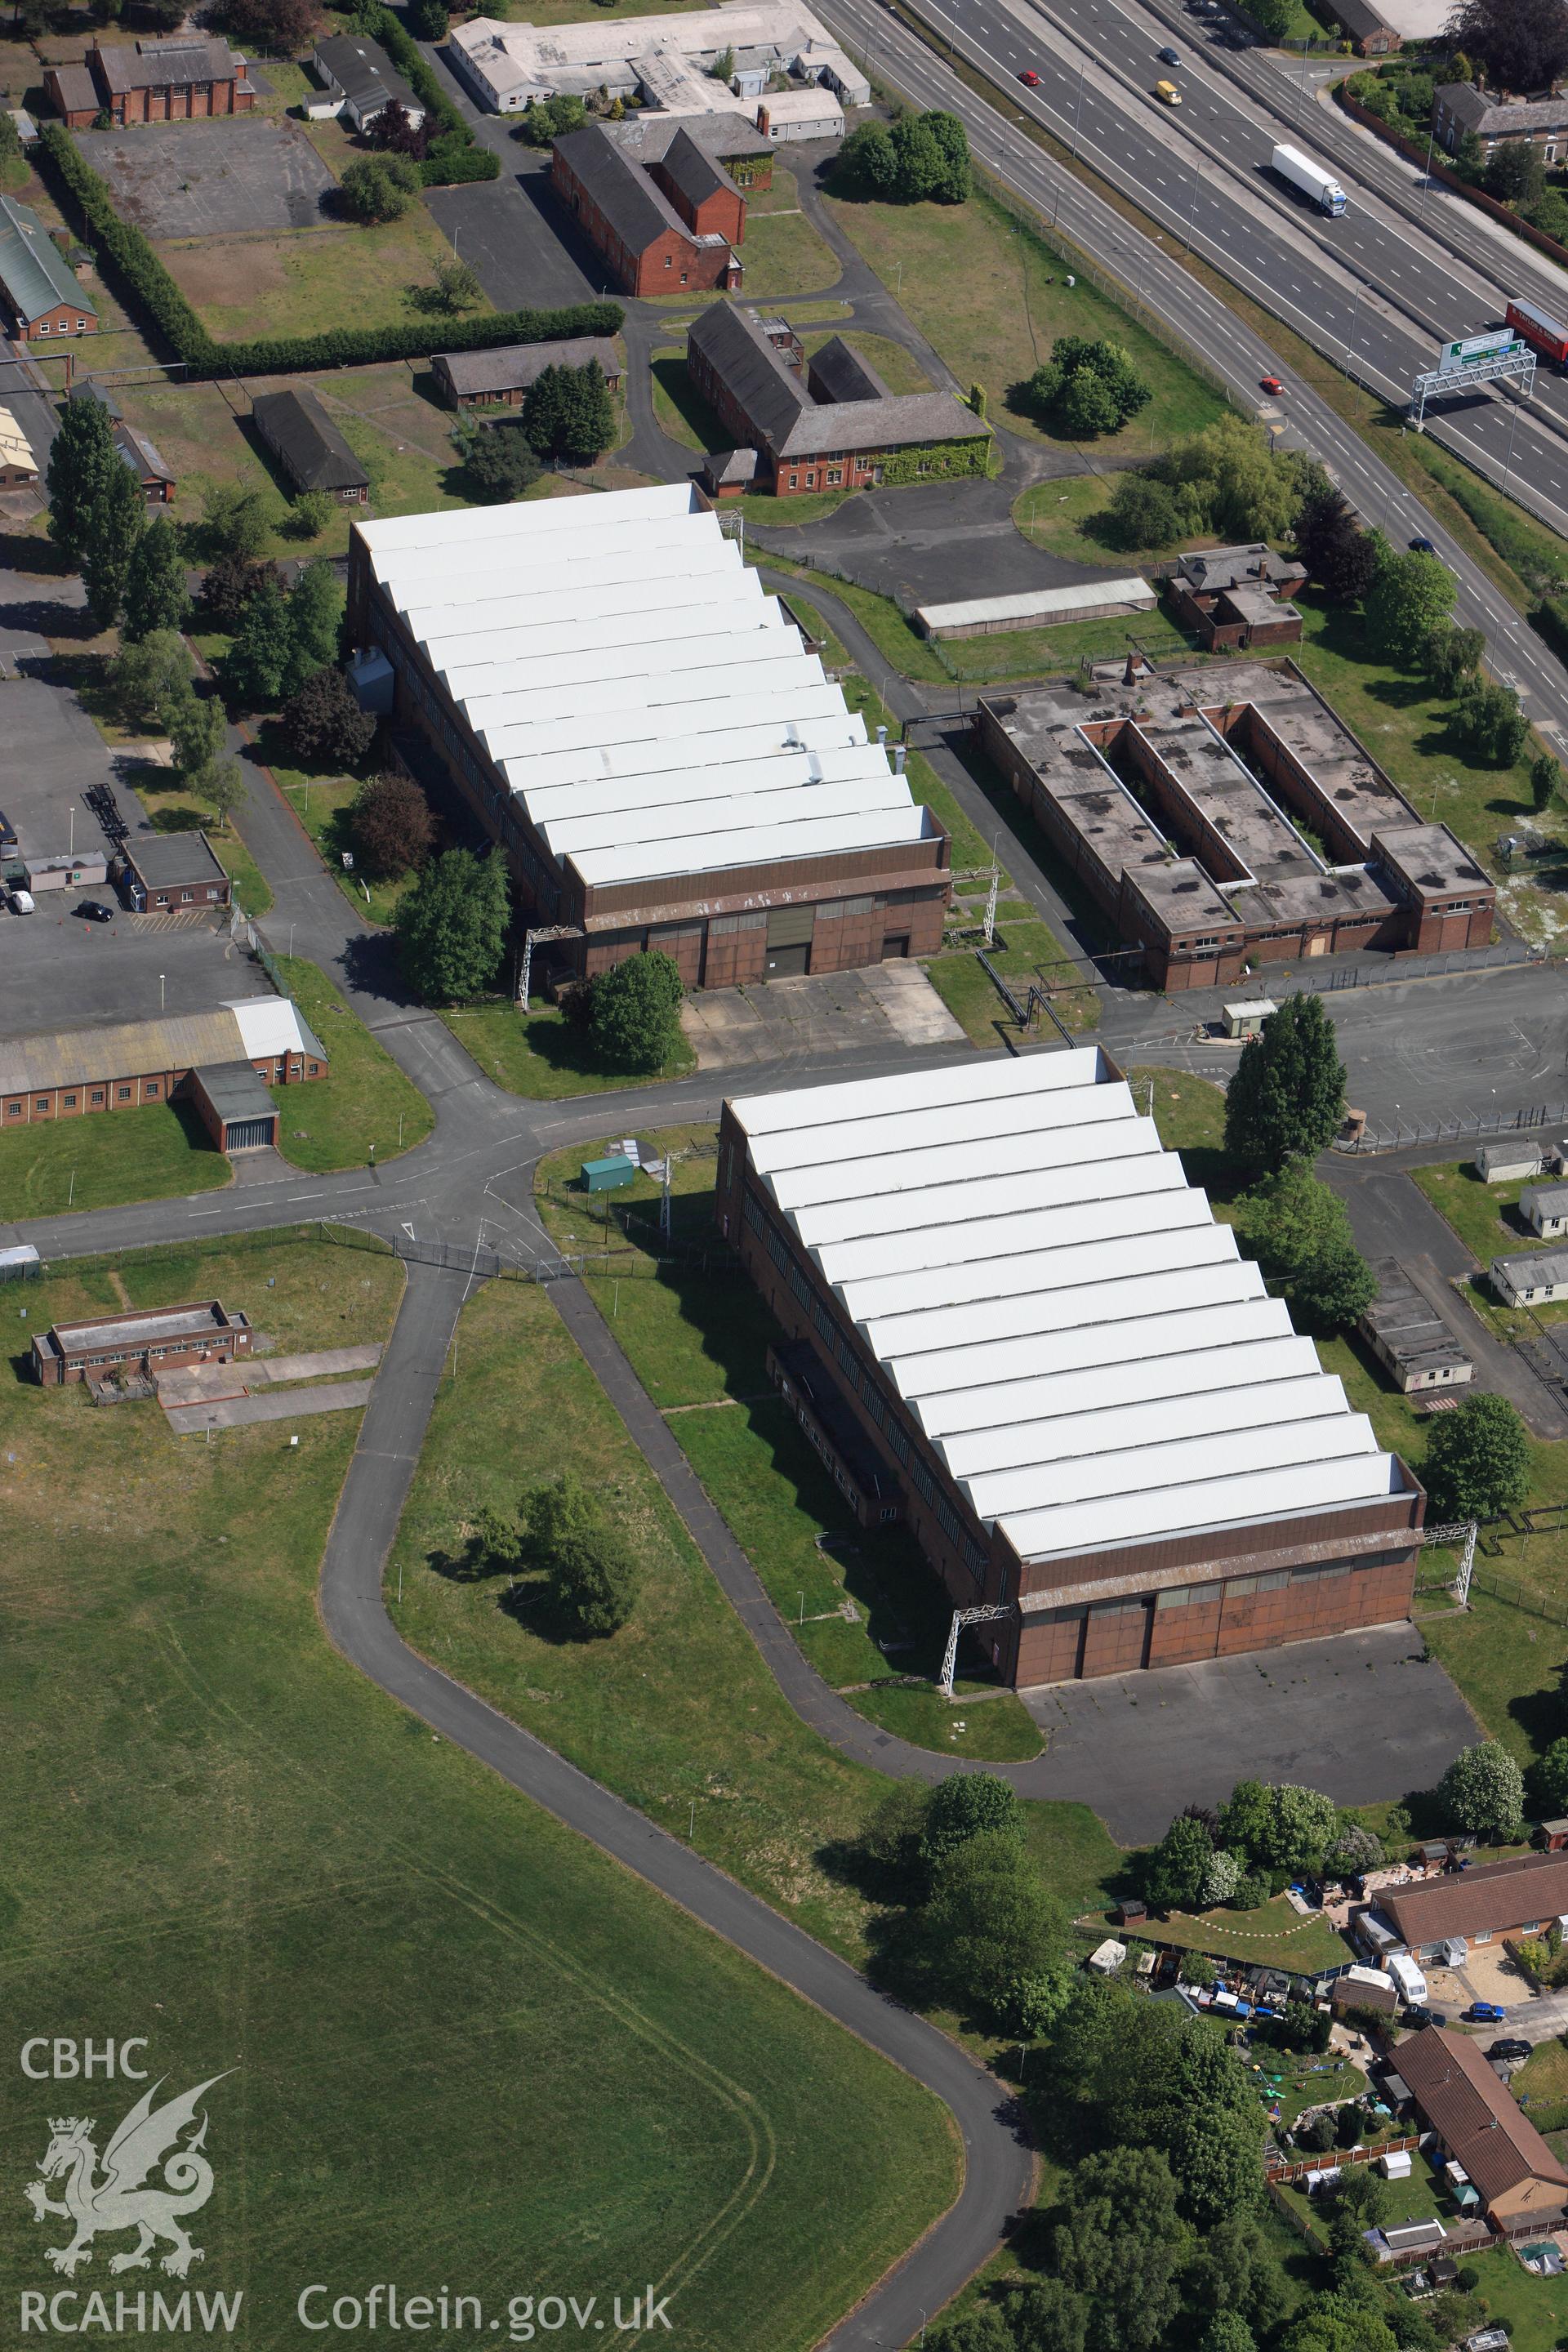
[1007,1453,1398,1563]
[933,1335,1325,1465]
[793,1148,1187,1253]
[821,1189,1213,1300]
[727,1054,1412,1578]
[959,1379,1352,1518]
[915,578,1155,632]
[908,1298,1299,1433]
[765,1116,1163,1216]
[360,485,924,889]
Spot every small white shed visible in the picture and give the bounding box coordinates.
[1379,2149,1413,2180]
[1476,1140,1543,1183]
[1087,1938,1127,1975]
[1521,1181,1568,1238]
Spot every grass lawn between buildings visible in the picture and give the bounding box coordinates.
[270,955,433,1171]
[532,1123,1045,1757]
[825,181,1226,461]
[0,1234,960,2352]
[0,1098,230,1224]
[443,998,697,1100]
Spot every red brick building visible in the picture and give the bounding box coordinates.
[551,122,746,296]
[1167,544,1306,653]
[0,194,96,344]
[32,1298,252,1387]
[719,1050,1423,1688]
[686,302,990,496]
[0,999,327,1130]
[978,655,1494,991]
[47,36,254,126]
[348,485,951,991]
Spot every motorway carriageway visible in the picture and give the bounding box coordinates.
[858,0,1568,538]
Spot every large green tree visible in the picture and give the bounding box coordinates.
[921,1771,1024,1862]
[1423,1390,1530,1521]
[225,568,296,708]
[920,1832,1062,2023]
[1294,487,1379,602]
[588,949,684,1072]
[394,846,510,1004]
[1169,2106,1263,2230]
[1452,675,1529,767]
[1144,1814,1213,1913]
[80,458,145,630]
[1437,1740,1526,1842]
[1223,995,1347,1173]
[122,514,189,642]
[1053,2147,1191,2352]
[1364,546,1457,667]
[46,393,118,568]
[110,628,193,731]
[284,556,343,694]
[836,117,898,194]
[520,1470,639,1638]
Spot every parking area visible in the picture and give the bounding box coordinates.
[1022,1625,1481,1844]
[74,119,336,238]
[425,173,601,311]
[680,963,967,1069]
[0,672,270,1032]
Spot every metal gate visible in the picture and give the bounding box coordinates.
[225,1117,274,1150]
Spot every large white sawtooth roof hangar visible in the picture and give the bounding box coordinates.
[354,484,935,892]
[728,1048,1405,1564]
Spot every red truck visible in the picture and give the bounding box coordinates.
[1506,297,1568,366]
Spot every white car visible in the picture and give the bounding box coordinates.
[9,888,35,913]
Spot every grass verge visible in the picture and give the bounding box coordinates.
[270,955,433,1169]
[442,998,696,1098]
[0,1098,229,1223]
[0,1233,959,2350]
[532,1125,1045,1757]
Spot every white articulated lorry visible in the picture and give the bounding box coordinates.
[1271,143,1348,216]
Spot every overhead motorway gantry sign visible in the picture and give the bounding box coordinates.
[1437,327,1517,376]
[1412,329,1534,426]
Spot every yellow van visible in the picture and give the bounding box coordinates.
[1155,78,1182,103]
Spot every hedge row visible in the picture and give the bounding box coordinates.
[359,2,501,187]
[39,124,621,378]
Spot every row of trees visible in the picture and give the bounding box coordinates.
[836,110,973,205]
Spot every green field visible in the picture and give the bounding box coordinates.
[532,1125,1045,1756]
[1098,1895,1351,1974]
[826,183,1224,460]
[0,1235,959,2350]
[270,956,434,1170]
[0,1098,229,1223]
[443,998,697,1098]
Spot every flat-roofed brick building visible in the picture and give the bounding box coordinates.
[32,1299,252,1386]
[719,1049,1424,1687]
[978,657,1494,990]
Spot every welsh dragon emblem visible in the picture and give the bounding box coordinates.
[24,2074,230,2280]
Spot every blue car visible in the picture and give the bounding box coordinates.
[1464,2002,1507,2022]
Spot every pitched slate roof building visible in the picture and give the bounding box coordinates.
[69,380,175,504]
[687,304,988,496]
[309,33,424,131]
[552,122,747,296]
[0,194,96,343]
[719,1049,1425,1686]
[1396,2026,1568,2228]
[433,336,622,408]
[51,35,254,123]
[1434,82,1568,158]
[345,483,951,988]
[251,386,368,503]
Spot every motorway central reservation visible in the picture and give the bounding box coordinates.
[719,1050,1425,1686]
[346,485,951,986]
[979,657,1494,990]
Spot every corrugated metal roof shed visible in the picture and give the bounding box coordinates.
[357,484,929,890]
[915,581,1156,633]
[0,998,321,1095]
[728,1051,1401,1564]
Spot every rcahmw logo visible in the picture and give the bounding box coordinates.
[17,2040,241,2336]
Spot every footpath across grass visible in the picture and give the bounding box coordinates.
[532,1125,1045,1758]
[270,956,433,1169]
[0,1232,957,2352]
